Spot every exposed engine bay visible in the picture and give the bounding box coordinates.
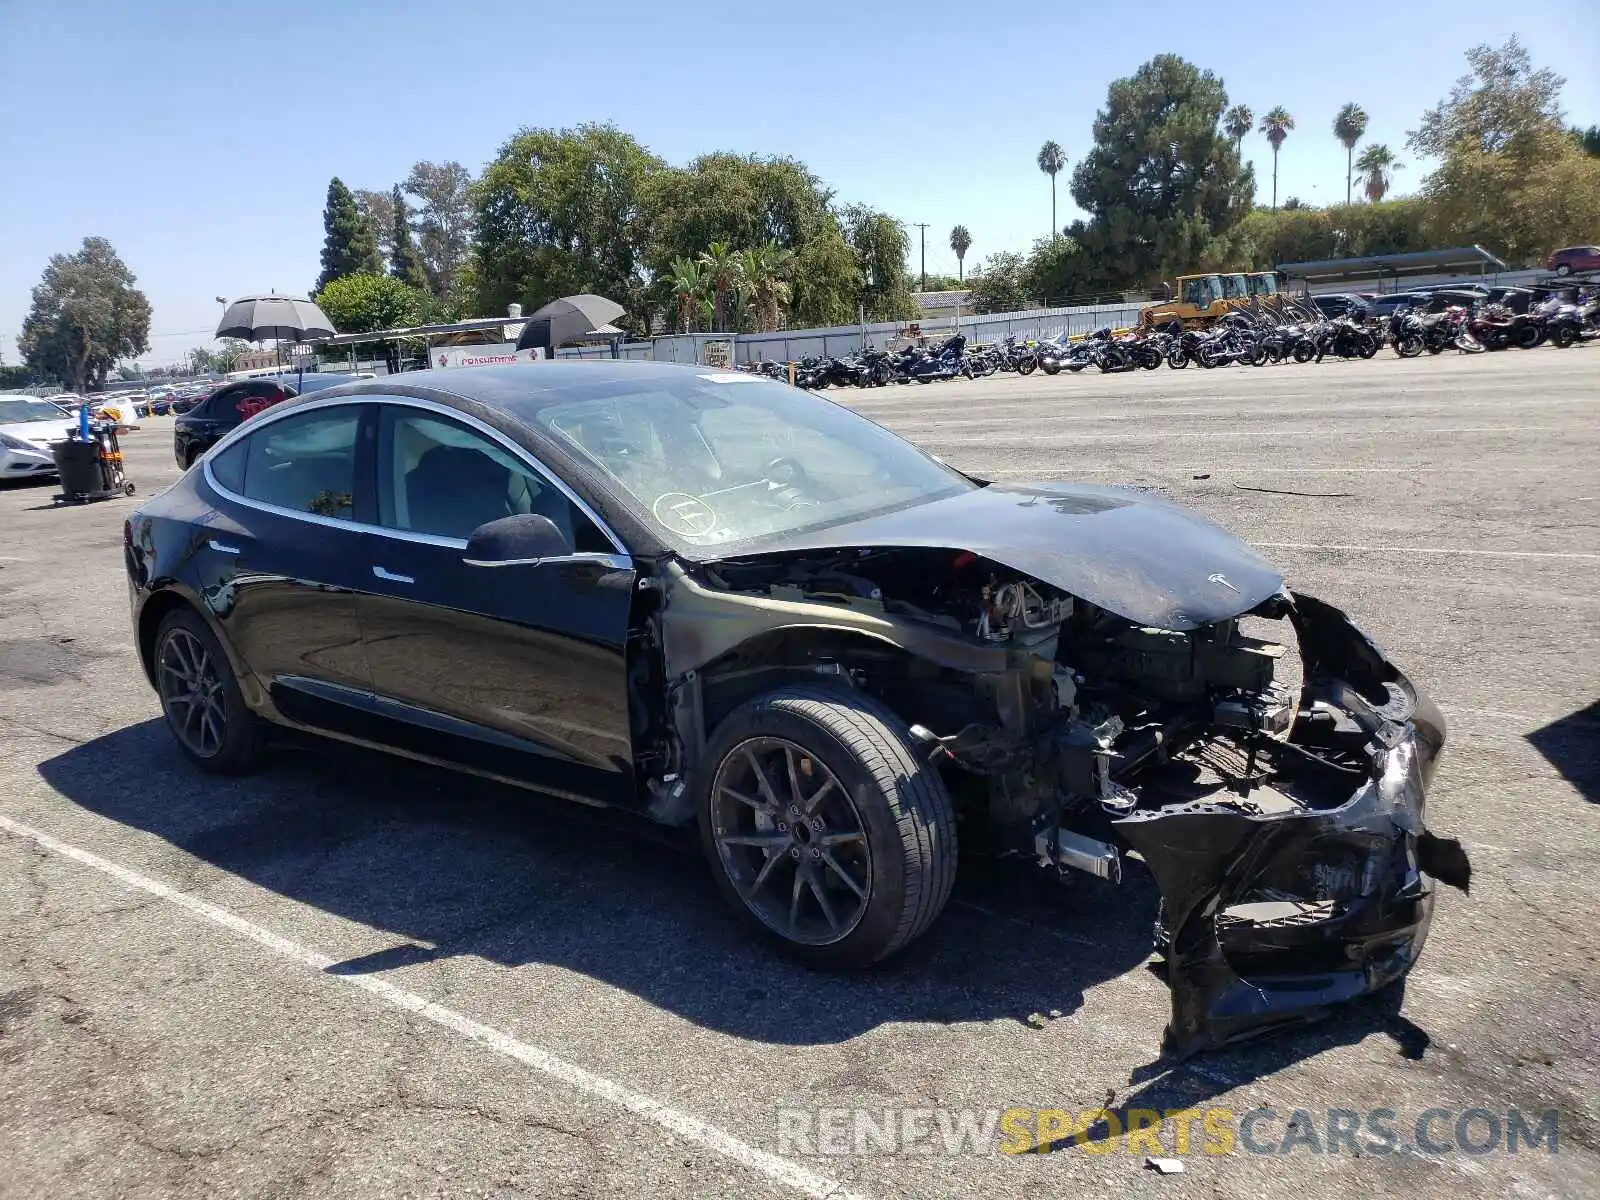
[661,544,1471,1055]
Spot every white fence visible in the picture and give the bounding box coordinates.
[551,299,1147,366]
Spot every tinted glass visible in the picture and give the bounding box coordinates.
[210,439,246,491]
[237,407,361,520]
[376,407,610,549]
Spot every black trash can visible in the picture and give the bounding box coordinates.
[53,437,110,499]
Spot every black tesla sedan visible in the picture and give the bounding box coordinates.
[125,362,1468,1055]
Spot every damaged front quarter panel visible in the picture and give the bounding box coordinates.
[1115,590,1471,1059]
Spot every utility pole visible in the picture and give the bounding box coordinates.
[913,223,929,292]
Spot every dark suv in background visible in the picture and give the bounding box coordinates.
[172,374,359,468]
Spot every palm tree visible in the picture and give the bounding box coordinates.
[1354,144,1404,203]
[667,257,706,333]
[740,242,795,332]
[1258,106,1296,211]
[1223,105,1254,158]
[1036,141,1065,240]
[949,225,972,281]
[1333,103,1369,207]
[696,241,744,333]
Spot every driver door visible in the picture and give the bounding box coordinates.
[355,401,639,806]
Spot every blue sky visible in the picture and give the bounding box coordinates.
[1,1,1595,367]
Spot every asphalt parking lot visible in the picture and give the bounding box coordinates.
[2,348,1597,1199]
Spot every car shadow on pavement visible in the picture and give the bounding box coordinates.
[37,719,1418,1069]
[1526,700,1600,802]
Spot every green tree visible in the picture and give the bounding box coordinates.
[388,185,430,290]
[1576,125,1600,156]
[740,242,796,332]
[1355,144,1404,202]
[1258,106,1295,211]
[18,237,152,392]
[474,124,662,333]
[788,223,859,328]
[965,251,1032,314]
[696,241,744,332]
[313,272,428,348]
[1408,38,1599,262]
[404,161,475,300]
[354,188,396,257]
[1334,102,1369,206]
[1223,104,1253,158]
[666,257,706,332]
[949,225,972,280]
[316,178,383,294]
[1069,55,1255,290]
[841,205,916,321]
[1036,141,1065,239]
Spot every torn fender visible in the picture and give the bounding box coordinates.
[1115,592,1470,1058]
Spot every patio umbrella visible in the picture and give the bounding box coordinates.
[515,294,625,353]
[215,295,335,341]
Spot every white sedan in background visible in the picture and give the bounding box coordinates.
[0,397,76,481]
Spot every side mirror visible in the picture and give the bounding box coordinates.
[462,513,573,567]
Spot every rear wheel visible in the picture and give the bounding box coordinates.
[154,608,265,774]
[1514,324,1542,349]
[698,685,957,969]
[1552,324,1577,348]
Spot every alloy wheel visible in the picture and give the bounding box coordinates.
[709,736,872,946]
[158,627,227,757]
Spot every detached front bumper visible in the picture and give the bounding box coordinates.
[1115,591,1471,1058]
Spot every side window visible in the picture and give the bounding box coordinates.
[376,408,611,550]
[210,438,246,493]
[235,407,362,520]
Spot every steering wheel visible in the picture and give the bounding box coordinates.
[760,456,818,509]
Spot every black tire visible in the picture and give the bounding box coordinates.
[153,607,266,774]
[1041,360,1061,376]
[1016,355,1037,376]
[1292,341,1315,364]
[1357,333,1379,359]
[1552,324,1577,348]
[697,684,957,969]
[1396,333,1424,358]
[1514,324,1541,349]
[1555,263,1572,277]
[1166,351,1189,370]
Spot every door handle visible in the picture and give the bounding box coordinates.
[372,565,415,584]
[208,539,241,555]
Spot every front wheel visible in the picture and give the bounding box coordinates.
[698,685,957,969]
[1514,324,1542,349]
[1555,263,1572,277]
[1292,341,1315,364]
[1357,333,1379,359]
[1396,333,1424,358]
[1166,350,1189,369]
[1016,354,1037,375]
[1552,324,1577,348]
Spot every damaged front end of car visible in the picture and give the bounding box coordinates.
[646,484,1469,1055]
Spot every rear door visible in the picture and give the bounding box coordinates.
[195,401,377,732]
[354,400,639,805]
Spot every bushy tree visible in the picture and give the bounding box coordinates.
[841,205,916,321]
[355,189,396,257]
[965,252,1032,314]
[1069,56,1254,291]
[1408,37,1600,263]
[313,272,427,340]
[404,161,476,299]
[388,186,430,291]
[474,124,663,333]
[316,178,383,294]
[18,237,152,392]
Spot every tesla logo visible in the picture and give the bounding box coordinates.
[652,492,718,536]
[1208,572,1239,592]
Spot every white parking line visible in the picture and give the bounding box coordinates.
[0,813,869,1200]
[1252,541,1600,562]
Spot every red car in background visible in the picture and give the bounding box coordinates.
[1547,245,1600,276]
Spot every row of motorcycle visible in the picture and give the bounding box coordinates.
[740,289,1598,387]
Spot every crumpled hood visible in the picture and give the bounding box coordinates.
[766,481,1284,630]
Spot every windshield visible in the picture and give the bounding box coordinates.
[1250,274,1278,296]
[1222,274,1248,300]
[0,399,67,424]
[534,374,973,551]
